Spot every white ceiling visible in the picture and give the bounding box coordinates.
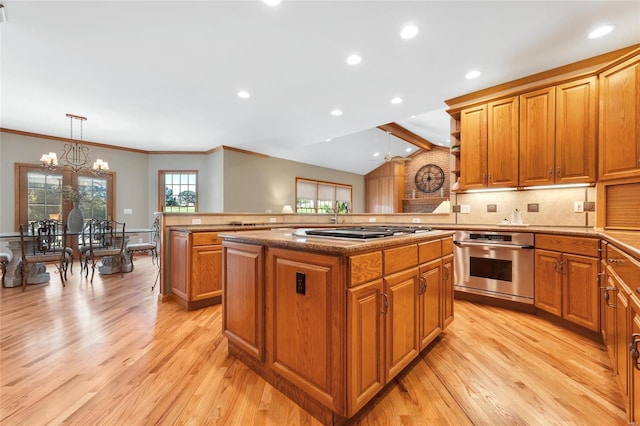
[1,1,639,175]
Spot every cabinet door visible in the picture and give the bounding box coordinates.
[519,87,556,186]
[460,104,488,189]
[487,96,519,187]
[631,301,640,425]
[555,76,597,184]
[603,273,618,367]
[418,259,442,351]
[384,267,419,381]
[599,54,640,180]
[616,284,630,408]
[534,249,562,316]
[269,249,344,414]
[170,231,190,301]
[442,254,454,329]
[191,244,222,301]
[347,279,384,417]
[562,253,599,332]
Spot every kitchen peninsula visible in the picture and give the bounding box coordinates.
[220,228,454,425]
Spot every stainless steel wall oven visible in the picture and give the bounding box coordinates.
[454,231,534,304]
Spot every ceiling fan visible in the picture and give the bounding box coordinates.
[381,131,410,163]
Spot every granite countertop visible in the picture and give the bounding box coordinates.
[167,223,639,260]
[218,228,455,255]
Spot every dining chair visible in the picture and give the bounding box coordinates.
[0,252,12,288]
[85,219,126,283]
[19,220,70,291]
[125,216,159,271]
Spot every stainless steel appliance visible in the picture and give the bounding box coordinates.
[302,226,432,239]
[454,231,534,304]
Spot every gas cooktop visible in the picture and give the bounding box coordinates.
[303,226,433,239]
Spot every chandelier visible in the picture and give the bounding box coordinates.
[40,114,109,175]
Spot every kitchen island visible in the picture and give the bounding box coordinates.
[220,228,454,425]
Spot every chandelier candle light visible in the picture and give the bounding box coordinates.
[40,114,109,175]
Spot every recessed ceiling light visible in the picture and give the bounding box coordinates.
[373,152,380,157]
[400,24,419,39]
[262,0,282,6]
[237,90,250,99]
[588,24,615,39]
[330,109,343,116]
[325,138,331,142]
[465,70,481,80]
[405,147,412,153]
[446,139,451,143]
[391,97,403,104]
[346,54,362,65]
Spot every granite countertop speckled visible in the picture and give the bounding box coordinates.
[168,223,639,260]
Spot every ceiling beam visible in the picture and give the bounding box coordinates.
[376,122,434,151]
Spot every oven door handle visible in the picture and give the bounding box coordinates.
[454,240,534,250]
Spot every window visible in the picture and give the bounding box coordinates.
[295,178,352,214]
[159,171,198,212]
[15,163,115,230]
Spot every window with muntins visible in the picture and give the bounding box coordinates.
[159,171,198,212]
[295,178,352,214]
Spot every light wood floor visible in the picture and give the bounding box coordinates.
[0,257,627,425]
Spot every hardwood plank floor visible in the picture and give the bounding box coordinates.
[0,257,626,425]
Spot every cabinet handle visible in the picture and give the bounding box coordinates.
[601,286,617,308]
[444,267,449,281]
[421,277,427,294]
[482,174,487,184]
[381,293,389,314]
[556,167,561,178]
[560,261,567,275]
[630,334,640,370]
[487,173,492,183]
[607,258,624,264]
[548,167,553,177]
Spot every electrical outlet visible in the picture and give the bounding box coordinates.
[584,201,595,212]
[191,218,202,224]
[487,204,497,213]
[412,218,421,223]
[296,272,306,295]
[573,201,584,213]
[460,204,471,214]
[269,217,277,223]
[452,205,461,213]
[368,217,377,223]
[527,203,539,213]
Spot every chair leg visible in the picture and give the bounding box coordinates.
[59,260,66,287]
[129,251,135,271]
[152,267,160,291]
[0,260,6,288]
[21,262,27,292]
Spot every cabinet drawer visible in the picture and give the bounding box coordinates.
[384,245,418,275]
[442,237,454,255]
[192,232,221,246]
[349,251,382,287]
[536,234,599,257]
[606,245,640,288]
[418,240,441,264]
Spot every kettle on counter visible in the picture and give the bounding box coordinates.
[511,209,522,225]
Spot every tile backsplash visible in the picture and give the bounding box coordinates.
[453,187,596,227]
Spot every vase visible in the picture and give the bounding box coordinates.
[452,177,461,191]
[67,202,85,233]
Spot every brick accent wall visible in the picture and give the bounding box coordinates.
[403,147,451,213]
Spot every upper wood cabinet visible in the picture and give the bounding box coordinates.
[459,98,519,190]
[599,54,640,180]
[519,87,556,186]
[365,161,405,213]
[460,104,488,189]
[520,77,597,186]
[555,77,597,184]
[487,96,519,187]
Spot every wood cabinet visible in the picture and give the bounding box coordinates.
[535,235,600,332]
[268,248,344,415]
[365,161,405,213]
[222,241,264,361]
[170,230,223,310]
[418,259,442,351]
[442,238,454,328]
[555,77,597,184]
[460,104,488,190]
[487,96,519,187]
[519,87,556,186]
[599,53,640,180]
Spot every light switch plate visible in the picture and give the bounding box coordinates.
[460,204,471,214]
[269,217,277,223]
[412,218,421,223]
[123,208,133,214]
[368,217,377,223]
[573,201,584,213]
[191,218,202,224]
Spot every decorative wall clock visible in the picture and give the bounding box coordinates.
[414,164,445,193]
